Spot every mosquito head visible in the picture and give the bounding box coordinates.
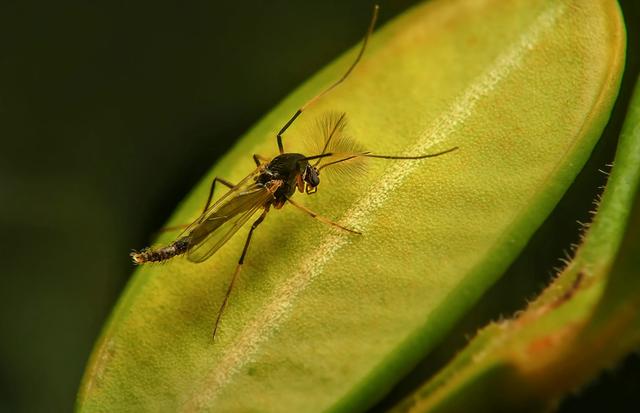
[302,163,320,194]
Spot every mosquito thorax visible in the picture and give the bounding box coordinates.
[265,153,307,178]
[257,153,308,201]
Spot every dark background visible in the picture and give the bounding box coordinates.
[0,1,638,412]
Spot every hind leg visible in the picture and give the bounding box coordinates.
[212,208,269,341]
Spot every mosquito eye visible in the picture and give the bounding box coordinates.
[304,166,320,187]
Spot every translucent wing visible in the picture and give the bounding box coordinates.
[186,180,280,263]
[178,166,263,240]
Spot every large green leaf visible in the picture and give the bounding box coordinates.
[77,0,624,411]
[388,72,640,413]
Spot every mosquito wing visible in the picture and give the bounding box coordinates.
[177,166,263,240]
[186,180,281,263]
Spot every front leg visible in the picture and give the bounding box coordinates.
[212,208,269,341]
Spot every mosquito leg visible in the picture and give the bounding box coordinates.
[276,110,301,154]
[286,197,361,234]
[253,154,269,166]
[201,177,235,215]
[156,177,235,236]
[212,208,269,341]
[275,5,379,154]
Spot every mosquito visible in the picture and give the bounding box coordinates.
[131,5,458,340]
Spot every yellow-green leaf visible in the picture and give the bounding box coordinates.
[77,0,624,412]
[388,70,640,413]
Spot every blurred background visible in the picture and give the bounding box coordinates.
[0,1,638,412]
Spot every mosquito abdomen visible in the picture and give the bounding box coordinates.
[131,236,190,264]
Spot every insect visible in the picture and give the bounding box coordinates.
[131,5,458,340]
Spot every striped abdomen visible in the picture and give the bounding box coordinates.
[131,236,190,264]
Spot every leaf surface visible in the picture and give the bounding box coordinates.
[77,0,625,411]
[389,70,640,413]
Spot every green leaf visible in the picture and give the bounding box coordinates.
[388,51,640,413]
[77,0,624,412]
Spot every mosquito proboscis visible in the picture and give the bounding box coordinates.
[131,5,458,340]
